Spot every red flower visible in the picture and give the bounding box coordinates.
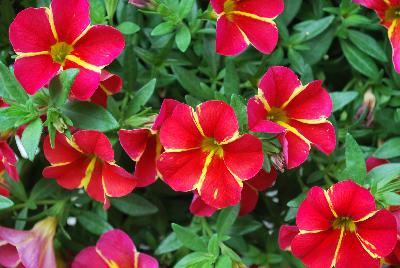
[385,209,400,265]
[366,156,390,172]
[72,229,158,268]
[190,168,277,216]
[211,0,284,56]
[0,141,19,183]
[90,70,122,108]
[278,225,299,251]
[119,99,180,187]
[42,130,136,207]
[157,100,264,209]
[353,0,400,72]
[0,172,10,197]
[9,0,125,100]
[247,66,336,169]
[291,180,397,268]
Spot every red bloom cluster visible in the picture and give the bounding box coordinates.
[211,0,284,56]
[9,0,125,100]
[43,130,136,207]
[72,229,158,268]
[247,66,336,169]
[281,180,397,268]
[157,100,264,209]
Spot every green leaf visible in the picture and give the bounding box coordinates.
[330,91,358,112]
[78,211,113,235]
[171,223,207,252]
[339,133,367,184]
[175,24,191,52]
[0,61,29,103]
[90,0,106,24]
[172,66,213,99]
[347,30,387,62]
[62,101,119,131]
[367,163,400,189]
[340,40,379,79]
[208,234,220,256]
[216,205,239,237]
[223,60,239,95]
[178,0,194,18]
[174,252,213,268]
[21,118,43,161]
[378,192,400,206]
[111,194,158,216]
[0,195,14,209]
[29,179,59,201]
[280,0,302,25]
[293,16,334,41]
[215,255,232,268]
[155,233,183,255]
[49,69,79,107]
[117,21,140,35]
[374,137,400,159]
[126,79,156,116]
[151,21,175,36]
[230,94,247,132]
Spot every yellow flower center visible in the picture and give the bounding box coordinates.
[201,137,224,158]
[332,217,356,232]
[385,6,400,20]
[50,42,73,65]
[223,0,237,21]
[267,107,288,123]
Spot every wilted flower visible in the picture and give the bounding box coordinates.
[72,229,158,268]
[190,168,277,216]
[128,0,155,8]
[90,70,122,108]
[119,99,180,187]
[43,130,136,207]
[210,0,284,56]
[9,0,125,100]
[247,66,336,169]
[291,180,397,268]
[355,89,376,127]
[157,100,264,209]
[0,217,57,268]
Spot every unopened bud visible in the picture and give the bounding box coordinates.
[128,0,155,9]
[355,89,376,127]
[270,153,286,173]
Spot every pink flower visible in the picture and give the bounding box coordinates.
[0,217,58,268]
[72,229,158,268]
[9,0,125,100]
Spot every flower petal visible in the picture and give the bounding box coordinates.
[100,70,122,95]
[119,129,151,161]
[259,66,302,108]
[199,156,242,208]
[43,133,81,165]
[278,225,299,251]
[216,15,248,56]
[133,135,159,187]
[222,134,263,180]
[90,87,108,108]
[152,99,181,131]
[0,142,19,181]
[51,0,90,44]
[64,60,101,101]
[72,247,108,268]
[71,25,125,67]
[0,244,20,267]
[390,20,400,73]
[234,0,284,18]
[137,253,159,268]
[366,157,390,172]
[85,160,106,204]
[327,180,377,221]
[196,100,239,143]
[73,130,114,162]
[210,0,225,14]
[160,104,202,150]
[279,131,310,169]
[96,230,136,267]
[9,7,56,53]
[190,192,218,217]
[296,186,336,232]
[246,168,277,191]
[14,55,60,95]
[285,80,333,121]
[287,121,336,155]
[239,182,259,216]
[247,97,286,133]
[233,15,279,54]
[102,163,136,198]
[158,149,207,192]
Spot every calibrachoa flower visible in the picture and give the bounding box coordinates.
[90,70,122,108]
[366,156,390,172]
[42,130,136,207]
[119,99,180,187]
[9,0,125,100]
[247,66,336,169]
[291,180,397,268]
[0,217,57,268]
[278,225,299,251]
[385,209,400,265]
[157,100,264,209]
[354,0,400,72]
[72,229,158,268]
[190,168,277,216]
[211,0,284,56]
[0,140,19,183]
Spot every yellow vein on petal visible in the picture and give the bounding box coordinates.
[65,55,103,73]
[45,7,58,41]
[331,227,345,267]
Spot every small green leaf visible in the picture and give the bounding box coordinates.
[151,21,175,36]
[347,30,387,62]
[230,94,247,132]
[0,61,29,104]
[155,233,183,255]
[49,69,79,107]
[21,118,43,161]
[208,234,220,256]
[374,137,400,159]
[216,255,232,268]
[330,91,358,112]
[117,21,140,35]
[178,0,194,18]
[172,223,207,252]
[126,79,156,116]
[216,205,239,237]
[175,24,191,52]
[172,66,213,99]
[62,101,119,131]
[0,195,14,209]
[378,192,400,206]
[339,133,367,184]
[293,15,334,41]
[174,252,213,268]
[78,211,113,235]
[223,60,239,95]
[111,194,158,216]
[29,180,59,201]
